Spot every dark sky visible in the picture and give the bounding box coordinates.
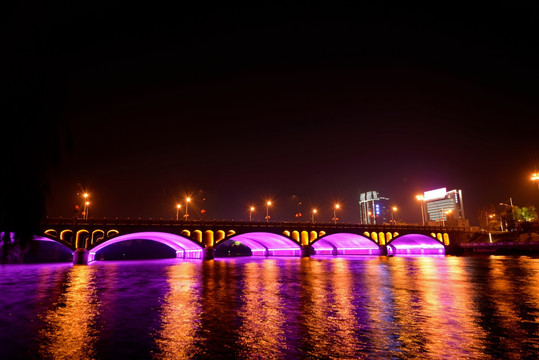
[4,3,539,227]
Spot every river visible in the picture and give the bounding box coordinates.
[1,255,539,359]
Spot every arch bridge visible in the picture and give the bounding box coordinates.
[38,218,473,264]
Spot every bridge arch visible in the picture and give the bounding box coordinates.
[312,233,381,255]
[33,235,74,253]
[387,234,445,255]
[44,229,57,237]
[225,232,301,256]
[91,230,105,244]
[76,229,90,248]
[60,229,73,244]
[88,231,203,262]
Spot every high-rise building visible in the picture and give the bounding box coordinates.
[359,191,390,225]
[423,187,466,223]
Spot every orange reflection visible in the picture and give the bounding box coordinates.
[488,256,527,352]
[155,262,201,359]
[39,265,100,359]
[301,258,361,358]
[237,260,286,359]
[417,257,485,358]
[363,257,398,356]
[386,257,487,358]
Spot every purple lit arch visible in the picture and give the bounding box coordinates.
[312,233,381,255]
[88,232,203,262]
[387,234,445,255]
[33,235,74,254]
[227,232,301,256]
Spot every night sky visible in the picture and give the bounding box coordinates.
[4,3,539,229]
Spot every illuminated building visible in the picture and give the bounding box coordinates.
[422,187,466,225]
[359,191,390,225]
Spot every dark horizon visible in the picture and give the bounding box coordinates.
[4,3,539,230]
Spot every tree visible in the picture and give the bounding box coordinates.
[513,205,538,223]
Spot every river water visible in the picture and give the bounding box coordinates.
[1,255,539,359]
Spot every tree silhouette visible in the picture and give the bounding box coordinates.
[1,3,71,262]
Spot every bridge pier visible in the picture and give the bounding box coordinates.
[73,248,89,265]
[301,245,311,258]
[203,246,214,260]
[379,245,388,256]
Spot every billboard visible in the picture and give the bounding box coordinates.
[423,187,447,201]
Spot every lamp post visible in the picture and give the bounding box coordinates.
[487,213,494,243]
[488,214,494,231]
[532,172,539,189]
[185,197,191,220]
[391,206,397,225]
[265,201,272,222]
[441,209,452,227]
[416,194,425,225]
[176,204,181,221]
[249,206,255,222]
[333,204,340,224]
[82,193,89,220]
[85,201,90,220]
[312,209,317,223]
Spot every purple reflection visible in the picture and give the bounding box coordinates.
[387,234,445,255]
[1,232,15,243]
[312,233,381,255]
[88,232,203,262]
[228,232,301,256]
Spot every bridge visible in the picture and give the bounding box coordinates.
[36,218,477,264]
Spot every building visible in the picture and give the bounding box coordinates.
[422,187,467,225]
[359,191,390,225]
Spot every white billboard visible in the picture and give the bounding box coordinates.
[423,187,447,201]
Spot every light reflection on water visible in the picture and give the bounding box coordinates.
[2,256,539,359]
[39,265,100,359]
[237,260,287,359]
[154,262,202,360]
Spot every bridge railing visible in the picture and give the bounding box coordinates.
[42,217,473,232]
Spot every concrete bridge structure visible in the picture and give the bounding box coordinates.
[37,217,478,264]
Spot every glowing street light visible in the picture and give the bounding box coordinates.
[176,204,181,221]
[441,209,452,227]
[82,193,90,220]
[85,201,90,220]
[312,209,317,223]
[249,206,255,222]
[416,194,425,225]
[391,206,398,225]
[185,197,191,220]
[532,172,539,189]
[333,204,340,224]
[265,201,272,222]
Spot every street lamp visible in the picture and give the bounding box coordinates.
[249,206,255,222]
[185,197,191,220]
[82,193,89,220]
[333,204,340,224]
[391,206,398,225]
[85,201,90,220]
[176,204,181,221]
[312,209,317,223]
[416,194,425,225]
[441,209,452,227]
[265,201,272,222]
[488,214,494,231]
[532,172,539,189]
